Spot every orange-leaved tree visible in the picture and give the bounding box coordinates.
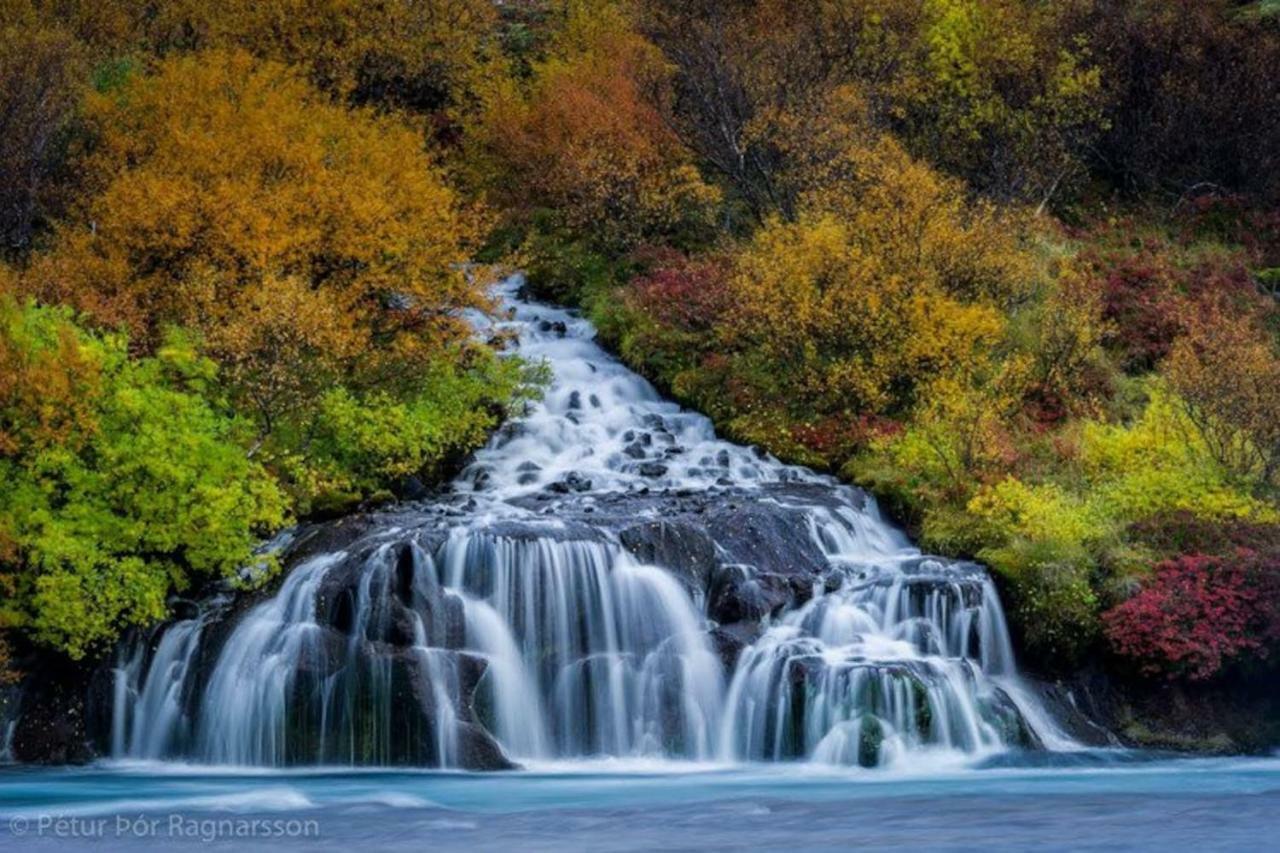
[1166,297,1280,492]
[23,49,490,493]
[468,0,718,252]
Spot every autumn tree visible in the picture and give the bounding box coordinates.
[30,51,478,364]
[1166,302,1280,491]
[0,273,99,463]
[1104,549,1280,681]
[0,4,84,255]
[638,0,891,221]
[714,111,1031,444]
[469,0,718,253]
[19,0,505,123]
[899,0,1105,207]
[1021,262,1111,423]
[189,0,502,119]
[640,0,1103,216]
[19,49,511,505]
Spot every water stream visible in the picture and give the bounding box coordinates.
[108,274,1069,770]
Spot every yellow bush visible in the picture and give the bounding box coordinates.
[25,50,481,418]
[1079,385,1279,524]
[968,477,1097,552]
[967,384,1278,558]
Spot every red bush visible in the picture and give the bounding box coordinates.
[1084,237,1263,374]
[626,251,733,333]
[1103,550,1280,681]
[1091,246,1183,372]
[790,414,902,461]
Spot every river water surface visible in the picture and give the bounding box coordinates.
[2,754,1279,850]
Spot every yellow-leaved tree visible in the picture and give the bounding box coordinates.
[23,49,494,503]
[717,89,1031,436]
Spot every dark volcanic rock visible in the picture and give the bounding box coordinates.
[315,542,462,649]
[284,515,382,566]
[708,565,795,624]
[9,662,94,764]
[707,502,830,581]
[401,650,513,770]
[547,472,593,494]
[294,627,349,678]
[457,721,516,770]
[396,475,431,501]
[709,622,764,671]
[618,520,719,591]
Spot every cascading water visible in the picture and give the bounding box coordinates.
[110,274,1070,769]
[442,532,723,759]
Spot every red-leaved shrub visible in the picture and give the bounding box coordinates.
[1084,237,1263,374]
[1103,550,1280,681]
[626,250,732,333]
[1091,245,1183,372]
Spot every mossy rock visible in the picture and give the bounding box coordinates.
[857,716,884,768]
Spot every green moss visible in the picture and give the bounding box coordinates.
[857,716,884,768]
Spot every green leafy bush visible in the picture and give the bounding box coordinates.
[0,300,286,659]
[983,537,1100,670]
[294,353,546,513]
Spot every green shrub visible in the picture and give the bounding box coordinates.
[0,301,286,659]
[981,537,1100,671]
[293,352,545,512]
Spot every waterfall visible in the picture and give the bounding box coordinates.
[110,274,1069,769]
[718,562,1034,766]
[0,700,14,763]
[439,531,722,759]
[112,617,206,759]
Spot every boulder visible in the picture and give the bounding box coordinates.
[638,462,669,478]
[618,520,719,592]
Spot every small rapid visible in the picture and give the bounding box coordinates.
[109,274,1071,770]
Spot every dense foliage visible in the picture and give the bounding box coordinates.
[0,298,285,658]
[2,0,1278,691]
[459,0,1280,682]
[1104,550,1280,681]
[0,3,542,669]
